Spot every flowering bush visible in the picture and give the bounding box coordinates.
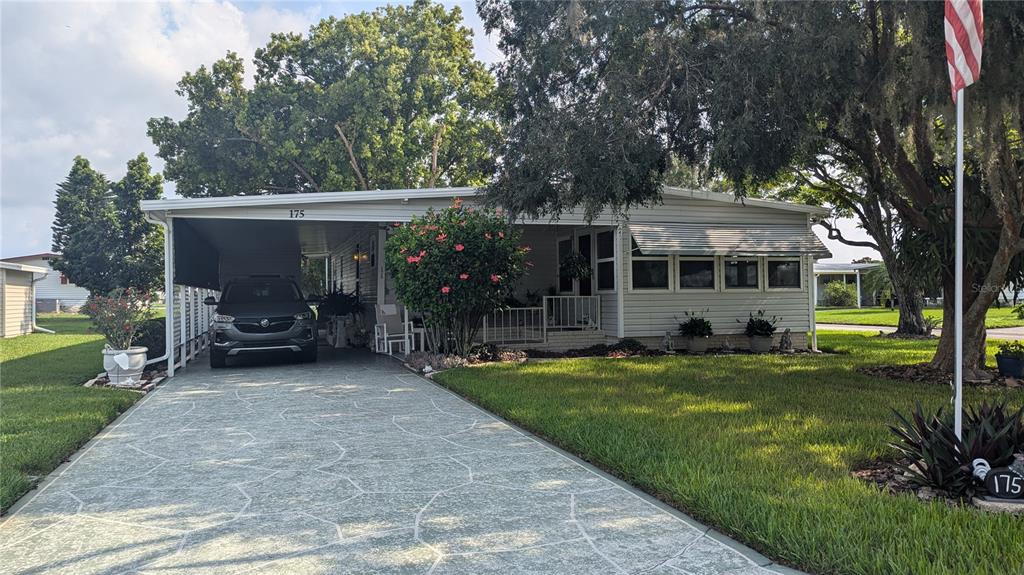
[386,199,530,355]
[82,288,155,350]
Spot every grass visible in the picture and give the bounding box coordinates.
[0,313,139,513]
[434,332,1023,575]
[816,306,1024,329]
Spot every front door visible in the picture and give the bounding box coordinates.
[577,233,593,296]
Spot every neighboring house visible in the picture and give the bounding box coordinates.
[1,261,47,338]
[813,262,882,308]
[143,186,831,357]
[0,252,90,312]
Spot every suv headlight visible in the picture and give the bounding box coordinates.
[213,314,235,323]
[293,311,312,320]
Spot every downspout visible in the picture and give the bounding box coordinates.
[30,272,55,334]
[144,213,175,375]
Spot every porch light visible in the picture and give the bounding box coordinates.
[352,251,369,262]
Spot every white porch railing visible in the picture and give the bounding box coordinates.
[543,295,601,332]
[170,285,217,370]
[481,307,545,344]
[479,296,600,345]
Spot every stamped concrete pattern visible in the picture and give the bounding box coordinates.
[0,350,788,575]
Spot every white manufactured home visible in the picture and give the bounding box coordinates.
[0,252,90,312]
[140,187,830,373]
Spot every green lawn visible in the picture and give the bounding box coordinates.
[816,306,1024,329]
[0,314,139,513]
[435,332,1023,575]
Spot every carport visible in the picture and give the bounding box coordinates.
[141,188,480,375]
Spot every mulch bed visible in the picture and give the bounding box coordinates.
[853,459,1024,514]
[857,363,1021,389]
[84,369,167,393]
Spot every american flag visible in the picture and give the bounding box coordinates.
[944,0,984,102]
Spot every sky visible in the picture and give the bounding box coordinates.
[0,0,874,263]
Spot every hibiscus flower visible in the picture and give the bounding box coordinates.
[441,285,451,294]
[436,233,448,242]
[458,273,469,280]
[454,244,465,252]
[490,274,501,283]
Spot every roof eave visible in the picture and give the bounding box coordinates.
[661,186,831,216]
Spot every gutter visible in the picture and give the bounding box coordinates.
[29,272,55,334]
[143,213,174,374]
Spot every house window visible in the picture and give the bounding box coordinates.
[678,258,715,290]
[596,230,615,291]
[630,238,669,290]
[724,258,760,289]
[767,259,802,289]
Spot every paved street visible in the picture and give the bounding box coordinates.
[0,350,792,575]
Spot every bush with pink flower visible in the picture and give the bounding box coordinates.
[82,288,156,350]
[385,199,530,355]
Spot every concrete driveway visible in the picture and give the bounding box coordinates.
[1,349,793,575]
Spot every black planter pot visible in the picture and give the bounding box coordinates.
[995,353,1024,378]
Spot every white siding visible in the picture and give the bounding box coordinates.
[2,268,35,337]
[13,257,89,305]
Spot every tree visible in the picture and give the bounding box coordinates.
[51,157,115,294]
[51,155,164,294]
[481,1,1024,373]
[385,199,530,355]
[148,0,499,197]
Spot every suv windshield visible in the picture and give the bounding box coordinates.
[222,279,302,304]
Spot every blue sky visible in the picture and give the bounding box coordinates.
[0,1,873,263]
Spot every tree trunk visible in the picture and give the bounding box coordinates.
[929,270,988,373]
[892,280,928,335]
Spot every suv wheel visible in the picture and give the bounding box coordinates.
[210,350,227,368]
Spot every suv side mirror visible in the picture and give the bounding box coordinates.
[203,296,218,306]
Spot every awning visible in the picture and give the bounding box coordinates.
[629,223,832,258]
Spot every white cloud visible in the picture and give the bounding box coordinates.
[0,1,319,257]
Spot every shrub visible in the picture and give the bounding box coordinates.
[608,338,648,355]
[823,280,857,307]
[385,199,530,355]
[996,341,1024,359]
[889,401,1024,498]
[133,318,165,359]
[741,310,778,338]
[405,352,467,372]
[678,310,713,338]
[82,288,155,350]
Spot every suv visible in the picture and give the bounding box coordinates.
[206,276,318,368]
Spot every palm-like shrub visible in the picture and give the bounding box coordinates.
[741,310,778,337]
[678,310,713,338]
[385,199,530,355]
[889,401,1024,498]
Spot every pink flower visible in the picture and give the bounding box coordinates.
[441,286,451,294]
[498,231,505,239]
[454,244,465,252]
[407,256,421,264]
[484,232,492,240]
[459,273,469,280]
[490,274,501,283]
[419,250,426,257]
[436,233,448,242]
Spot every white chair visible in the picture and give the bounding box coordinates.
[374,304,411,355]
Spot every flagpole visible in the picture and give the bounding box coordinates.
[954,87,964,440]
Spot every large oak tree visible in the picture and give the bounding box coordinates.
[148,0,499,197]
[481,0,1024,372]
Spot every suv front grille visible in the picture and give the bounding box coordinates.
[235,317,295,334]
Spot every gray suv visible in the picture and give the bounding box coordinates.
[205,276,318,368]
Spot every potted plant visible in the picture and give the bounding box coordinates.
[82,288,155,386]
[740,310,778,353]
[995,341,1024,378]
[678,310,713,354]
[559,251,592,282]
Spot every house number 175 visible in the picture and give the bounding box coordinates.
[289,209,305,219]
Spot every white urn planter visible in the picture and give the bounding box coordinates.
[102,346,148,387]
